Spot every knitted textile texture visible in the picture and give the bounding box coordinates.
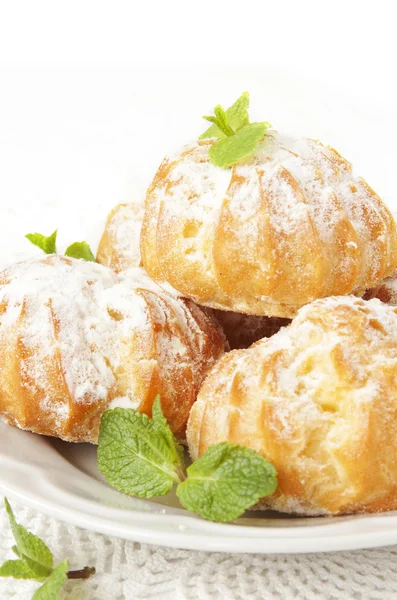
[1,501,397,599]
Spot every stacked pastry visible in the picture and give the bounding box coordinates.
[2,127,397,516]
[96,200,291,349]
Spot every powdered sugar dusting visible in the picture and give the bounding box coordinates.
[0,256,224,438]
[0,257,141,417]
[245,296,397,447]
[143,132,397,315]
[190,295,397,514]
[151,141,232,283]
[97,202,144,271]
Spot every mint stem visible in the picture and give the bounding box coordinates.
[67,566,96,580]
[176,466,186,483]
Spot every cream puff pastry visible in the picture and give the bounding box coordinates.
[97,201,144,272]
[188,296,397,515]
[141,132,397,317]
[0,256,226,443]
[97,201,289,348]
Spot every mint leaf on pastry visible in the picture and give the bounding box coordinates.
[176,442,278,522]
[200,92,250,140]
[97,402,278,522]
[200,93,271,167]
[65,241,96,262]
[209,122,268,168]
[98,407,182,498]
[25,230,95,262]
[203,104,236,137]
[25,230,57,254]
[32,560,68,600]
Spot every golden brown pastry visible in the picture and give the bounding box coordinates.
[97,201,144,272]
[209,309,290,349]
[188,296,397,516]
[0,256,226,443]
[96,201,289,349]
[141,132,397,317]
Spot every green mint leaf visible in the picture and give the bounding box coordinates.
[200,92,250,139]
[203,105,235,137]
[213,105,233,135]
[98,408,181,498]
[208,122,267,168]
[65,241,96,262]
[32,559,68,600]
[20,555,53,580]
[176,442,277,522]
[25,230,57,254]
[151,395,185,471]
[0,559,42,581]
[4,499,53,570]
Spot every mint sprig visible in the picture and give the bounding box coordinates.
[25,230,95,262]
[209,122,267,168]
[25,230,57,255]
[0,559,38,580]
[200,92,271,168]
[97,398,278,522]
[65,241,96,262]
[203,104,235,137]
[32,560,68,600]
[98,397,182,498]
[0,499,95,598]
[200,92,250,140]
[177,442,277,522]
[4,498,53,580]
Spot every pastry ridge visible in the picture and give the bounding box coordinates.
[97,200,291,349]
[141,132,397,317]
[187,295,397,515]
[0,256,226,443]
[97,201,144,271]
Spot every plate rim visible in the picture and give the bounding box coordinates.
[2,424,397,554]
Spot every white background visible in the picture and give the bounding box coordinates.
[0,0,396,266]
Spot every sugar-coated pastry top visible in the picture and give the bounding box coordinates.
[0,255,226,442]
[97,202,144,271]
[141,132,397,317]
[187,295,397,515]
[95,201,291,349]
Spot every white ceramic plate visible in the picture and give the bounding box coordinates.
[2,421,397,554]
[1,66,397,554]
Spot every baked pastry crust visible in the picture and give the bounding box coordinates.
[0,256,226,443]
[97,202,144,272]
[141,132,397,317]
[188,296,397,516]
[96,201,289,349]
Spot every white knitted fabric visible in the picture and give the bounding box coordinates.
[1,502,397,600]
